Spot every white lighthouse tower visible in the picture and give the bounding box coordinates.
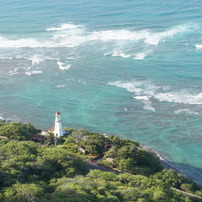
[54,112,63,138]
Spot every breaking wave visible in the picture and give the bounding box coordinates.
[0,56,13,60]
[143,100,156,112]
[25,70,43,76]
[0,23,193,51]
[134,51,153,60]
[56,84,66,88]
[111,50,131,58]
[106,49,153,60]
[8,68,20,76]
[108,80,202,112]
[174,109,202,115]
[133,96,150,101]
[108,80,158,111]
[27,56,45,66]
[155,91,202,105]
[57,61,71,70]
[195,44,202,49]
[46,23,82,31]
[0,36,47,48]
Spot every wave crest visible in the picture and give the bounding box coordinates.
[109,80,202,112]
[195,44,202,49]
[25,70,43,76]
[175,109,202,115]
[46,23,82,31]
[0,23,193,50]
[57,61,71,70]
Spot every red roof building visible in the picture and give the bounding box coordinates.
[49,126,55,133]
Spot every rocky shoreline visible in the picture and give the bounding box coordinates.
[141,144,179,172]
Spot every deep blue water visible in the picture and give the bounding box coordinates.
[0,0,202,184]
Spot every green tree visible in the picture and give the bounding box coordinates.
[153,169,193,189]
[107,135,139,148]
[35,147,88,180]
[3,182,44,202]
[104,144,162,175]
[0,122,38,140]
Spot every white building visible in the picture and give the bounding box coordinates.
[48,112,67,138]
[54,112,63,137]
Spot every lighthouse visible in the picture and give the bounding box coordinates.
[54,112,63,137]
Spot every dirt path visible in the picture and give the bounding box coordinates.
[84,160,202,200]
[171,188,202,200]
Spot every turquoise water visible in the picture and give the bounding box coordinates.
[0,0,202,184]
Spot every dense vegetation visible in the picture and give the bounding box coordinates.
[0,122,201,201]
[0,122,38,140]
[65,129,163,175]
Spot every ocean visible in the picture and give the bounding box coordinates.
[0,0,202,184]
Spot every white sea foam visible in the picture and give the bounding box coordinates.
[27,56,44,65]
[112,50,131,58]
[88,25,189,45]
[134,52,147,60]
[0,56,13,60]
[56,84,66,88]
[105,49,152,60]
[66,56,78,60]
[46,57,60,61]
[109,80,159,96]
[155,91,202,105]
[195,44,202,49]
[0,36,47,48]
[109,80,157,111]
[133,96,150,101]
[0,115,5,121]
[8,68,20,76]
[143,100,156,112]
[46,23,81,31]
[144,25,190,45]
[174,109,201,115]
[106,48,153,60]
[109,80,202,112]
[57,61,71,70]
[104,52,111,56]
[25,70,43,76]
[134,50,153,60]
[0,23,192,49]
[109,80,202,105]
[90,29,143,41]
[15,55,25,59]
[0,115,12,122]
[124,108,128,111]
